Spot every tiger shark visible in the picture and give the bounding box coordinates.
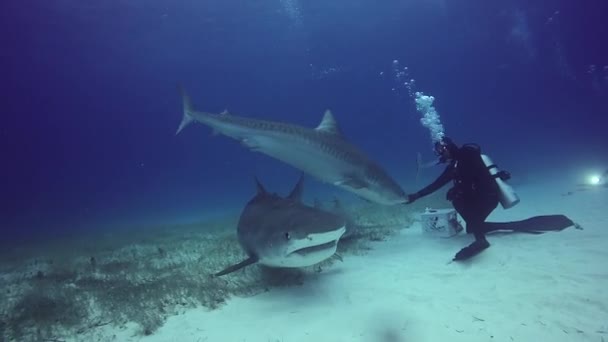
[214,176,347,276]
[176,86,408,205]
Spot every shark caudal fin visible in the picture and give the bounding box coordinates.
[176,84,196,135]
[415,152,441,183]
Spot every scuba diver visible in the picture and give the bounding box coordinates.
[405,137,510,261]
[406,137,575,261]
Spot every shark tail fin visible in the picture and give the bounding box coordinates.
[415,152,422,183]
[176,84,195,135]
[415,152,442,183]
[415,153,431,182]
[214,256,258,277]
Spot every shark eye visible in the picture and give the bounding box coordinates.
[285,232,290,240]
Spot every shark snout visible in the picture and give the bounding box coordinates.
[285,226,346,256]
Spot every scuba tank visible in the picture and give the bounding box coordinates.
[480,154,520,209]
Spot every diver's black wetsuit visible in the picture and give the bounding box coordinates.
[410,143,500,259]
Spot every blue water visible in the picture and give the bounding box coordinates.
[2,0,607,239]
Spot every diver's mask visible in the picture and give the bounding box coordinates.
[434,137,456,163]
[434,141,448,157]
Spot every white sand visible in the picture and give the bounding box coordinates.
[103,179,608,342]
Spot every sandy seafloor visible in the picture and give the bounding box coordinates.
[74,177,608,342]
[2,174,607,342]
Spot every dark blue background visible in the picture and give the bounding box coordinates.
[1,0,607,239]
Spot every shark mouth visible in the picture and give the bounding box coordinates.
[285,226,346,255]
[269,226,346,268]
[290,240,338,256]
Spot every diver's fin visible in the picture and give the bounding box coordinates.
[214,256,258,277]
[484,215,575,234]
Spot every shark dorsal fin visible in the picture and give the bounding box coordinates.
[287,175,304,201]
[220,109,230,115]
[315,110,342,135]
[254,177,267,195]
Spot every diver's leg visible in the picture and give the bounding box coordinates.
[470,198,497,240]
[452,198,474,234]
[453,197,497,261]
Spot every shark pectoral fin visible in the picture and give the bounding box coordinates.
[214,256,258,277]
[336,176,368,189]
[241,138,262,151]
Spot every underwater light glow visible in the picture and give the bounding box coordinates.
[589,175,601,185]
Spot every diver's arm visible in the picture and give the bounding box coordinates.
[408,164,453,202]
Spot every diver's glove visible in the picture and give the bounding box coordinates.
[496,170,511,180]
[405,193,420,204]
[453,238,490,261]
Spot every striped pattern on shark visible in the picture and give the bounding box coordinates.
[176,85,408,205]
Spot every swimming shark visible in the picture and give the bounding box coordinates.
[176,86,408,205]
[214,176,347,277]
